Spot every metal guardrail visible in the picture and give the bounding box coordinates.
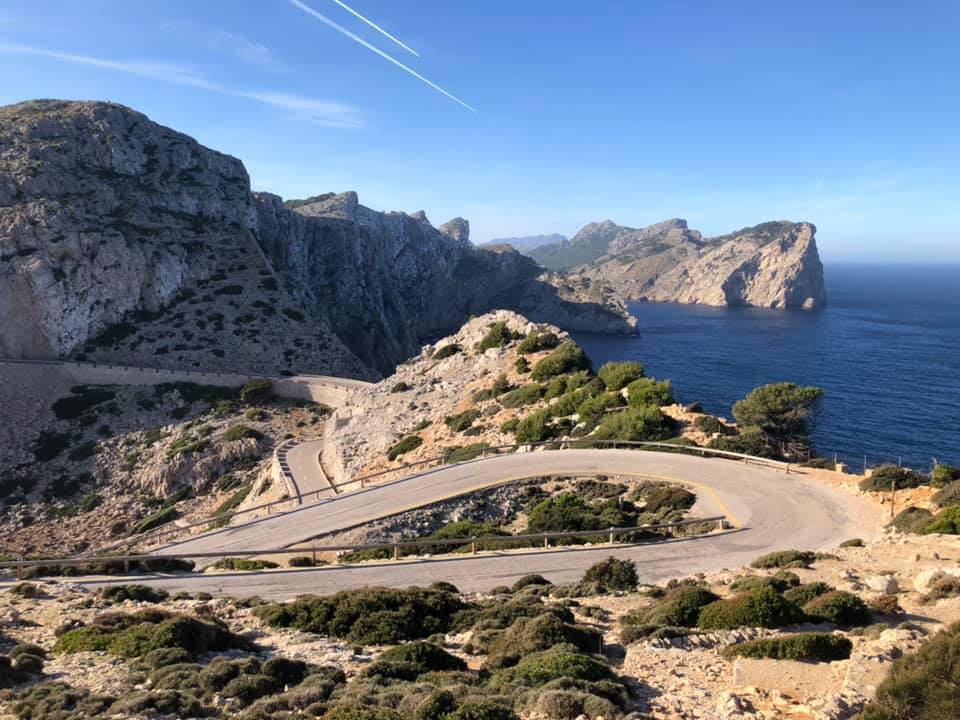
[94,439,790,553]
[0,516,729,577]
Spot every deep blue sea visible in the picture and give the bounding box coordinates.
[573,264,960,471]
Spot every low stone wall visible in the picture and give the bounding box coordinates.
[0,358,368,407]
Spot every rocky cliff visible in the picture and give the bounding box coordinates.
[253,191,635,373]
[533,219,827,310]
[0,100,635,377]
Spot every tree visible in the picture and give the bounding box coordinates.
[732,383,823,460]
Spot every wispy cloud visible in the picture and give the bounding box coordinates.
[0,42,363,128]
[330,0,419,57]
[211,29,275,67]
[288,0,476,113]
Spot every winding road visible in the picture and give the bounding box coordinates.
[66,448,881,600]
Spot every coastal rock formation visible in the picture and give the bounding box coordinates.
[0,99,635,377]
[532,219,827,310]
[253,193,635,373]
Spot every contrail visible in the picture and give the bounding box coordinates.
[289,0,476,113]
[330,0,420,58]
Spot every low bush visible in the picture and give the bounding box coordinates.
[488,645,615,689]
[288,556,324,568]
[222,424,261,442]
[443,443,491,464]
[485,614,601,668]
[869,594,903,615]
[889,506,935,533]
[133,505,179,535]
[377,642,467,675]
[859,465,927,492]
[802,590,872,626]
[931,463,960,488]
[433,344,461,360]
[445,409,481,433]
[637,484,696,514]
[8,582,40,598]
[698,586,804,630]
[693,415,730,436]
[514,357,530,374]
[592,404,675,442]
[839,538,864,547]
[598,361,644,391]
[51,387,116,420]
[580,557,638,592]
[858,621,960,720]
[931,480,960,508]
[212,558,279,571]
[240,379,274,405]
[783,582,834,606]
[625,377,673,407]
[388,435,423,461]
[55,614,248,658]
[924,505,960,534]
[751,550,816,569]
[722,632,852,661]
[322,706,405,720]
[512,574,552,592]
[101,585,169,604]
[729,572,799,594]
[500,384,546,409]
[707,427,777,459]
[630,586,720,628]
[575,392,625,429]
[256,586,467,645]
[477,321,514,352]
[390,382,411,393]
[517,332,560,355]
[530,341,591,381]
[13,682,116,719]
[919,575,960,605]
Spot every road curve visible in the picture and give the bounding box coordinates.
[126,449,883,599]
[283,439,332,498]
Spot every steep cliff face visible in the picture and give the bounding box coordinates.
[0,99,635,376]
[546,218,826,310]
[253,192,636,373]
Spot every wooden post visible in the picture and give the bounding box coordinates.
[890,479,896,520]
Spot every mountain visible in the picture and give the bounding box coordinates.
[0,100,635,377]
[480,233,566,254]
[533,218,826,310]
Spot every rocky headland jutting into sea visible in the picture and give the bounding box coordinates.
[0,99,826,380]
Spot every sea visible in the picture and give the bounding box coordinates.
[573,264,960,471]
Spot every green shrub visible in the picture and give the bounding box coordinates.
[447,702,518,720]
[133,505,179,534]
[240,379,274,404]
[8,582,40,598]
[783,582,834,606]
[443,443,491,464]
[517,332,560,355]
[931,464,960,488]
[698,586,804,630]
[101,585,169,604]
[932,481,960,508]
[598,361,644,391]
[925,505,960,534]
[693,415,730,436]
[433,344,461,360]
[580,557,637,592]
[500,418,520,434]
[920,576,960,605]
[500,384,546,409]
[802,590,872,626]
[859,465,927,492]
[731,383,823,460]
[638,484,696,513]
[751,550,816,569]
[512,574,553,592]
[13,682,115,719]
[477,321,514,352]
[708,427,777,459]
[390,381,411,393]
[801,456,837,469]
[633,586,720,628]
[445,409,481,433]
[388,435,423,461]
[514,357,530,374]
[212,558,279,571]
[858,621,960,720]
[488,645,615,689]
[839,538,864,547]
[288,556,324,568]
[531,341,591,381]
[221,673,279,703]
[889,506,935,533]
[722,632,852,661]
[377,642,466,674]
[322,706,405,720]
[486,614,601,668]
[591,404,675,442]
[515,409,554,443]
[51,387,116,420]
[256,587,467,645]
[625,377,673,407]
[55,614,247,658]
[575,392,625,428]
[222,424,261,442]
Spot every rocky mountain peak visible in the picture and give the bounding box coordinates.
[439,217,470,244]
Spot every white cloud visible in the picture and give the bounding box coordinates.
[211,30,275,68]
[0,42,363,128]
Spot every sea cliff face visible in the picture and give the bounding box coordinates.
[0,100,635,376]
[532,219,827,310]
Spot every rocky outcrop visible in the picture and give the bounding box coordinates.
[0,99,635,377]
[533,219,827,310]
[253,192,636,373]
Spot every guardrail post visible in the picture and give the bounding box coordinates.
[608,527,615,544]
[544,536,549,549]
[785,463,790,475]
[471,538,477,555]
[393,542,400,561]
[311,545,317,565]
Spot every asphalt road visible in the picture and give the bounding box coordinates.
[78,448,883,599]
[284,439,332,499]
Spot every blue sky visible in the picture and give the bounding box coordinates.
[2,1,958,260]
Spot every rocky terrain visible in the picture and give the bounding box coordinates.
[0,362,328,556]
[479,234,567,254]
[321,310,733,488]
[0,99,635,378]
[530,219,827,310]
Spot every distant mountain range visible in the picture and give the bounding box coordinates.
[479,233,567,253]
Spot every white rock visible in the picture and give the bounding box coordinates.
[865,575,899,594]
